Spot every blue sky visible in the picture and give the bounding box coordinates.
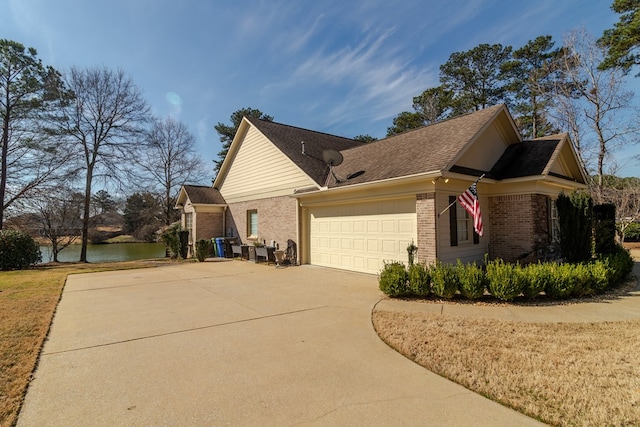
[2,0,639,179]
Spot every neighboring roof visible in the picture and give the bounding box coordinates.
[246,117,362,186]
[490,135,563,179]
[179,185,226,205]
[329,104,508,187]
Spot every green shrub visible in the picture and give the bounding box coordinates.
[588,259,610,293]
[594,203,616,255]
[601,245,634,285]
[0,229,42,270]
[544,263,576,299]
[408,262,430,296]
[623,222,640,241]
[178,230,189,259]
[486,259,524,301]
[456,260,486,299]
[570,262,596,297]
[379,261,409,297]
[161,224,182,259]
[521,262,551,299]
[195,239,211,262]
[556,191,593,262]
[430,261,458,299]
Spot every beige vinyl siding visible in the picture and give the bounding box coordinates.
[220,126,316,203]
[308,198,416,274]
[455,123,512,172]
[436,191,488,264]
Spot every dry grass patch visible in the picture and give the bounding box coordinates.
[373,310,640,426]
[0,260,171,427]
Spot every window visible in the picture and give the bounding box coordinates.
[456,202,470,243]
[449,195,479,247]
[185,213,193,242]
[549,198,560,244]
[247,210,258,238]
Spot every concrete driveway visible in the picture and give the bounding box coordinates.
[18,261,540,426]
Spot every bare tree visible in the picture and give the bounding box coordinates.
[60,66,150,262]
[594,177,640,243]
[138,116,207,226]
[35,189,84,262]
[552,28,638,188]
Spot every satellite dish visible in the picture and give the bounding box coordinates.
[322,150,343,166]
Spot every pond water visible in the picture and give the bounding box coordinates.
[39,243,166,263]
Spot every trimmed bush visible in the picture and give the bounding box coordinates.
[486,259,524,301]
[544,263,576,299]
[594,203,616,255]
[556,191,593,263]
[178,230,189,259]
[430,261,458,299]
[602,245,634,285]
[195,239,211,262]
[408,262,430,296]
[456,260,486,299]
[521,262,551,299]
[0,230,42,270]
[588,259,610,293]
[379,261,409,297]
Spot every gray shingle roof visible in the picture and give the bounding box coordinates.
[490,135,562,179]
[182,185,226,204]
[246,117,362,186]
[329,104,505,186]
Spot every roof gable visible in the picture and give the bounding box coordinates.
[176,185,226,206]
[247,117,362,185]
[489,133,587,183]
[329,105,512,186]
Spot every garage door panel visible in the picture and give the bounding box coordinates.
[309,199,416,274]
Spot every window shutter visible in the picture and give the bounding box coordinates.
[449,196,458,246]
[473,229,479,244]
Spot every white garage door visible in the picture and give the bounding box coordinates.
[309,198,417,274]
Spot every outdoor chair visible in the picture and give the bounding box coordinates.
[231,245,242,259]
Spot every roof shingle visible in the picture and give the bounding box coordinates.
[182,185,226,204]
[246,117,362,186]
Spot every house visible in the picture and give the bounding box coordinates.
[176,104,587,274]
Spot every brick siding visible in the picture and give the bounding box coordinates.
[489,194,550,262]
[225,196,298,252]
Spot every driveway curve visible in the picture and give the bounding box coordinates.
[18,261,541,426]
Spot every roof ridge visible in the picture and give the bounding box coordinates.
[377,103,505,142]
[246,116,355,143]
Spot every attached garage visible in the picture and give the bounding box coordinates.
[308,198,417,274]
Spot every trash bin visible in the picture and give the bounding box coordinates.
[211,238,217,257]
[215,237,225,258]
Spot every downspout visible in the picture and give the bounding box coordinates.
[223,206,227,237]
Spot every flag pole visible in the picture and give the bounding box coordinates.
[437,173,485,217]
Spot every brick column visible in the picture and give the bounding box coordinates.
[416,193,437,264]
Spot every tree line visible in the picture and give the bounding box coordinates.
[212,3,640,241]
[1,40,208,262]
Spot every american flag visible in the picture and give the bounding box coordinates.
[458,182,483,236]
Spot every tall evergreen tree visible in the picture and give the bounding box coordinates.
[502,36,565,138]
[599,0,640,73]
[0,39,74,228]
[440,43,513,115]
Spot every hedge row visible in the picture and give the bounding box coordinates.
[379,246,635,301]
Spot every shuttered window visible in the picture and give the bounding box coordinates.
[449,195,480,246]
